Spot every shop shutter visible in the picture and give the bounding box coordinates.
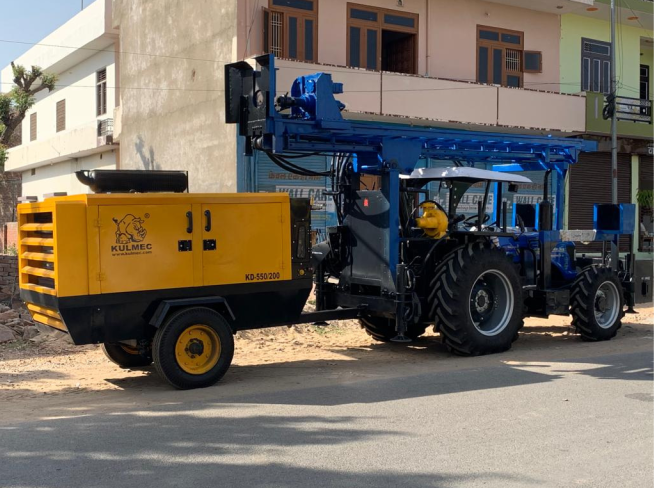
[638,155,654,250]
[569,152,632,252]
[254,151,335,240]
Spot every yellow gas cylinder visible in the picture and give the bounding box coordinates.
[416,201,448,238]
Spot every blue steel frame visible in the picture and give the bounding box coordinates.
[228,55,597,280]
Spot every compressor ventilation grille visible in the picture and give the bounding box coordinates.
[19,209,56,296]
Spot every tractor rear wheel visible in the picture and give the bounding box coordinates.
[359,316,427,342]
[570,266,624,341]
[429,241,524,355]
[153,307,234,389]
[102,343,152,368]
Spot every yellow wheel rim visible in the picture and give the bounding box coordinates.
[174,324,221,375]
[120,344,140,355]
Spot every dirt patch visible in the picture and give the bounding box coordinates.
[0,306,653,401]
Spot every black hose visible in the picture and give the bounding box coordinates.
[265,152,330,177]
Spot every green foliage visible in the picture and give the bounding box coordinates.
[0,94,10,120]
[9,87,34,113]
[3,245,17,256]
[637,189,653,209]
[40,73,57,91]
[0,63,58,155]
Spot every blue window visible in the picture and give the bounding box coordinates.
[349,26,361,68]
[351,8,377,22]
[288,17,297,58]
[479,30,499,42]
[501,33,521,45]
[304,19,314,61]
[384,14,415,29]
[272,0,314,11]
[366,29,378,70]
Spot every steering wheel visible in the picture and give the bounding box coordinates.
[463,213,491,225]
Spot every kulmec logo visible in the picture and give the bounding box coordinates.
[110,214,153,255]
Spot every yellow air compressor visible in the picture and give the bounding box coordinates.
[18,171,313,389]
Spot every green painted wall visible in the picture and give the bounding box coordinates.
[560,14,653,98]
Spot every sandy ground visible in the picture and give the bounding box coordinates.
[0,306,653,402]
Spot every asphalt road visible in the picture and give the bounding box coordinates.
[1,330,653,488]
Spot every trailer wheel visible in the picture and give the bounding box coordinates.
[153,307,234,390]
[430,241,523,355]
[570,266,624,341]
[101,343,152,368]
[359,316,427,342]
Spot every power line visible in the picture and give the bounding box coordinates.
[0,38,228,64]
[0,81,225,93]
[0,80,586,94]
[620,0,651,33]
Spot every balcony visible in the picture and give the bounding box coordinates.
[5,119,117,172]
[586,92,653,139]
[275,59,586,134]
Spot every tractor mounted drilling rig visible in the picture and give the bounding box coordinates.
[16,55,650,389]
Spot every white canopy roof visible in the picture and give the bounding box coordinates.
[400,167,532,183]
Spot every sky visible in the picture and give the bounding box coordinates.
[0,0,94,83]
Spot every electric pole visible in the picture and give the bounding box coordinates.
[610,0,619,267]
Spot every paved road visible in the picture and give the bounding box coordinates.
[1,331,653,487]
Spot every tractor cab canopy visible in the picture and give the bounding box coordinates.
[400,167,532,185]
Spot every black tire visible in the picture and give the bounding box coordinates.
[152,307,234,390]
[101,342,152,368]
[429,241,524,355]
[359,315,427,342]
[570,266,624,341]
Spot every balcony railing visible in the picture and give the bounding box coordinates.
[586,92,653,139]
[616,96,652,124]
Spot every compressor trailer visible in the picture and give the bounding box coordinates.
[18,55,651,389]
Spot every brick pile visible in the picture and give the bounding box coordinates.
[0,254,38,344]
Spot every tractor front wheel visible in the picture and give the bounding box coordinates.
[570,266,624,341]
[153,307,234,389]
[102,343,152,368]
[429,241,524,355]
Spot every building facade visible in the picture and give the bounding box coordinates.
[113,0,652,253]
[0,0,119,198]
[5,0,648,254]
[558,1,653,256]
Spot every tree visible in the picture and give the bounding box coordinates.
[0,63,57,169]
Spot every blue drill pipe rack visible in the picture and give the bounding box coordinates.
[225,54,597,281]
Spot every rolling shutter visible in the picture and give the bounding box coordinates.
[638,155,654,249]
[569,152,632,252]
[254,151,335,240]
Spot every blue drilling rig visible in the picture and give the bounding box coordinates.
[226,54,644,355]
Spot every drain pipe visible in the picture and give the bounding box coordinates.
[425,0,431,76]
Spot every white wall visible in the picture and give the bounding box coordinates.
[21,150,116,198]
[20,48,115,146]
